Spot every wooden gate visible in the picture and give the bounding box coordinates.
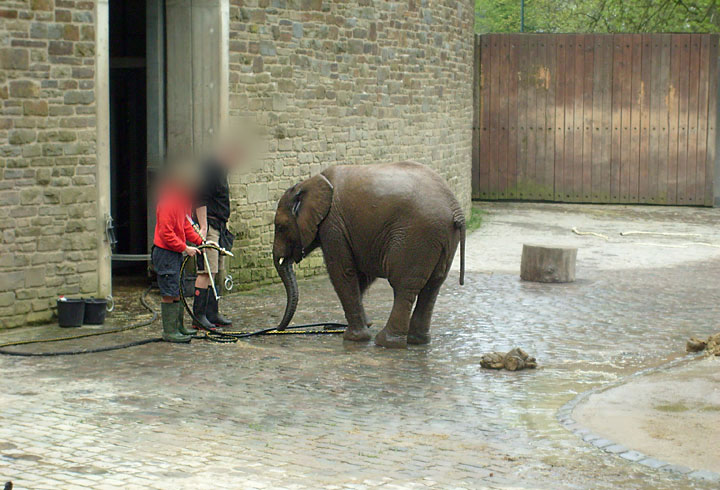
[472,33,719,205]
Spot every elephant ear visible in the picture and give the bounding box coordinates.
[292,174,334,250]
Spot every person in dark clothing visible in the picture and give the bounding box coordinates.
[192,150,236,331]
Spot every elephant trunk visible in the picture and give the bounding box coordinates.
[274,258,298,330]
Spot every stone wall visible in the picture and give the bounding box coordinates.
[0,0,98,328]
[0,0,474,328]
[226,0,474,286]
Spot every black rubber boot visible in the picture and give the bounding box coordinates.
[161,302,192,343]
[206,291,232,328]
[175,301,197,336]
[192,287,218,331]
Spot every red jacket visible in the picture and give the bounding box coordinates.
[153,184,203,252]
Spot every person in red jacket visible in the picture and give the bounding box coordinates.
[152,167,204,343]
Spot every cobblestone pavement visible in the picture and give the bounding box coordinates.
[2,203,720,489]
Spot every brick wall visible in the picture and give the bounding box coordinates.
[226,0,474,286]
[0,0,98,328]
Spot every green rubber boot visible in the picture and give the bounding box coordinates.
[175,301,197,336]
[161,302,192,343]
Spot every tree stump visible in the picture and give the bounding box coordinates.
[520,244,577,283]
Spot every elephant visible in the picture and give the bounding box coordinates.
[272,161,466,348]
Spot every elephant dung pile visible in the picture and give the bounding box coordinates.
[480,348,537,371]
[686,332,720,356]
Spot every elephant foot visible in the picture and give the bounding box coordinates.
[407,332,430,345]
[343,326,372,342]
[362,313,372,327]
[374,328,407,349]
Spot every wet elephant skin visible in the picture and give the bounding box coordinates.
[272,161,466,349]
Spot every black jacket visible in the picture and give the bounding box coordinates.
[196,159,230,225]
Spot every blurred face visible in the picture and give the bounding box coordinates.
[165,160,200,193]
[216,142,246,170]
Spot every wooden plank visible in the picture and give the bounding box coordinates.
[628,34,642,202]
[696,35,711,205]
[610,34,623,201]
[561,34,576,201]
[581,34,594,201]
[507,34,519,199]
[498,35,512,199]
[599,35,613,201]
[686,35,701,204]
[666,35,682,204]
[495,35,509,199]
[648,35,661,203]
[543,34,556,201]
[146,0,165,168]
[554,35,567,201]
[479,36,491,198]
[500,35,510,199]
[191,0,223,153]
[165,0,194,156]
[638,34,652,203]
[146,0,165,251]
[516,35,528,199]
[488,34,500,199]
[619,34,632,202]
[705,35,718,205]
[570,34,584,201]
[534,34,548,200]
[676,34,691,204]
[591,35,604,201]
[485,34,495,198]
[656,34,672,204]
[491,36,503,198]
[472,36,481,199]
[524,36,538,199]
[524,35,536,199]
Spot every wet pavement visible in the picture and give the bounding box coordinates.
[574,356,720,476]
[1,203,720,489]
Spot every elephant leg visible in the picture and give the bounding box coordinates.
[325,261,372,342]
[408,277,443,345]
[358,273,376,327]
[375,287,418,349]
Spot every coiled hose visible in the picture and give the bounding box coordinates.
[179,243,346,343]
[0,286,161,357]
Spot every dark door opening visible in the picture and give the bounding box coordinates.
[109,0,148,275]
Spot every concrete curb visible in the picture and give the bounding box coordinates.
[557,355,720,484]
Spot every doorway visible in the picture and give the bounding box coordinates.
[108,0,166,277]
[98,0,227,288]
[109,0,148,275]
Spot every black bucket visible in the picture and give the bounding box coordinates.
[57,298,85,328]
[83,298,108,325]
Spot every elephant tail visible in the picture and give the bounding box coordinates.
[454,216,466,285]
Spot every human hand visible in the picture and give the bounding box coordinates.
[185,246,201,257]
